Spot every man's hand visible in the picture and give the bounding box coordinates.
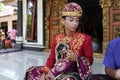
[105,67,120,80]
[45,71,55,80]
[65,49,77,61]
[115,69,120,80]
[38,73,45,80]
[38,71,55,80]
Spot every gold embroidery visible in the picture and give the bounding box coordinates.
[71,33,85,54]
[61,11,83,17]
[56,33,65,43]
[55,32,85,54]
[63,36,71,43]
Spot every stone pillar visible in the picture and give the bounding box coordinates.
[15,0,23,49]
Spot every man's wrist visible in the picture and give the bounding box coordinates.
[115,74,120,79]
[40,66,50,74]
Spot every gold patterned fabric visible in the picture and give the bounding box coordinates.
[62,2,83,17]
[56,32,85,54]
[46,31,93,70]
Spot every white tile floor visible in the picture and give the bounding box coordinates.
[92,58,105,74]
[0,50,105,80]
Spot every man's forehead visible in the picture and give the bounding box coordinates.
[66,16,79,19]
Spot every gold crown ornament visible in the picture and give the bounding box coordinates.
[61,10,83,17]
[61,2,83,17]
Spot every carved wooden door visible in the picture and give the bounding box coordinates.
[49,0,67,48]
[109,0,120,39]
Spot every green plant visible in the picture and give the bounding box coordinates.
[0,2,4,12]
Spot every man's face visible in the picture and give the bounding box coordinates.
[64,16,79,32]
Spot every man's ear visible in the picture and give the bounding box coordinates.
[61,18,64,22]
[61,19,65,25]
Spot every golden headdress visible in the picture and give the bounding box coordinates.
[62,2,83,17]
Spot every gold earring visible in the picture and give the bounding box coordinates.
[61,22,64,26]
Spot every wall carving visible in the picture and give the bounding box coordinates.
[98,0,120,58]
[44,0,53,50]
[94,0,112,58]
[50,0,67,34]
[114,0,120,9]
[44,0,67,51]
[113,13,120,22]
[113,25,120,38]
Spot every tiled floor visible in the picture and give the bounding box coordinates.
[92,58,105,74]
[0,50,105,80]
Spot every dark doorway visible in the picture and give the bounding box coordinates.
[68,0,103,53]
[1,22,8,37]
[12,20,18,30]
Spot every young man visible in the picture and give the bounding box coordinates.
[24,2,93,80]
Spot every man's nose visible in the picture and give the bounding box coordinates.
[73,21,78,26]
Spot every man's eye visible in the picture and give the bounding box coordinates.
[76,20,79,22]
[69,20,73,21]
